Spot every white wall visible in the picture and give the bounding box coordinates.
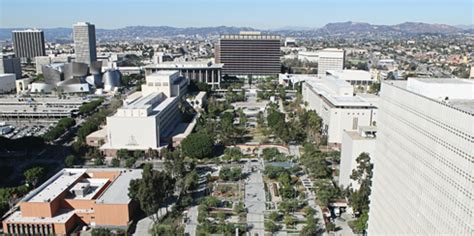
[339,131,376,189]
[106,116,159,150]
[368,81,473,234]
[0,74,16,93]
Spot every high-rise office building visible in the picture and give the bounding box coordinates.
[215,32,281,77]
[368,78,474,234]
[73,22,97,65]
[0,53,21,79]
[12,29,46,62]
[317,48,345,76]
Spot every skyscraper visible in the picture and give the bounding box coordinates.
[73,22,97,65]
[368,78,474,234]
[317,48,345,76]
[215,32,281,77]
[12,29,46,62]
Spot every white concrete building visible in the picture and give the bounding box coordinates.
[368,78,474,234]
[0,74,16,93]
[317,48,345,76]
[142,70,188,98]
[101,70,187,156]
[298,50,319,63]
[326,69,375,89]
[339,126,376,190]
[302,76,378,146]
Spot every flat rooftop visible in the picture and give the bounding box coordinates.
[66,178,109,200]
[145,61,224,69]
[5,209,75,224]
[27,169,87,203]
[327,69,374,82]
[96,169,142,204]
[386,78,474,115]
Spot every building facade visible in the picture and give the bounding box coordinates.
[215,32,281,77]
[302,76,378,146]
[318,48,345,76]
[101,71,187,156]
[0,54,22,79]
[2,168,142,236]
[73,22,97,65]
[339,126,376,190]
[0,73,16,93]
[12,29,46,62]
[144,60,223,88]
[368,78,474,234]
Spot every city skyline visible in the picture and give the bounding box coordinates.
[0,0,472,29]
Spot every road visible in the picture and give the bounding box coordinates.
[244,159,266,236]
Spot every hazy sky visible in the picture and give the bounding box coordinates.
[0,0,472,29]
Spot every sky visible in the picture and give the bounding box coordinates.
[0,0,472,29]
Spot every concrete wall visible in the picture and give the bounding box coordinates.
[339,131,376,190]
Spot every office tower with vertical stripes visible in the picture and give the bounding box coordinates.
[12,29,46,62]
[215,32,281,77]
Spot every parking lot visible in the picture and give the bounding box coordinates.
[0,121,55,139]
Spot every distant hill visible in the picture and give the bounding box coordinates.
[0,22,469,42]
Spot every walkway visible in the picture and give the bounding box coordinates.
[244,160,266,236]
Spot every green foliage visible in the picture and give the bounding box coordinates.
[125,157,137,168]
[128,165,175,221]
[313,179,342,206]
[369,82,381,94]
[24,167,46,187]
[199,196,221,208]
[111,158,120,167]
[0,185,30,216]
[264,165,288,179]
[283,214,297,227]
[265,220,281,233]
[64,155,76,167]
[222,147,243,162]
[326,222,336,232]
[278,199,300,213]
[349,211,369,234]
[79,98,104,115]
[233,201,245,214]
[116,149,129,159]
[43,117,76,142]
[181,132,214,159]
[219,167,242,181]
[91,228,112,236]
[346,153,373,233]
[269,211,281,222]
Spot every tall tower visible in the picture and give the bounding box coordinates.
[73,22,97,65]
[368,78,474,234]
[12,29,46,62]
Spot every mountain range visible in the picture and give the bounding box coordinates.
[0,21,470,42]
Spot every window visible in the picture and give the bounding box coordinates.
[352,117,358,130]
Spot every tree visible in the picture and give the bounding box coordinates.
[111,158,121,167]
[269,211,280,222]
[265,220,281,233]
[128,164,175,223]
[347,153,373,233]
[181,132,214,159]
[64,155,76,167]
[116,149,129,159]
[283,214,296,228]
[125,157,137,168]
[24,167,45,187]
